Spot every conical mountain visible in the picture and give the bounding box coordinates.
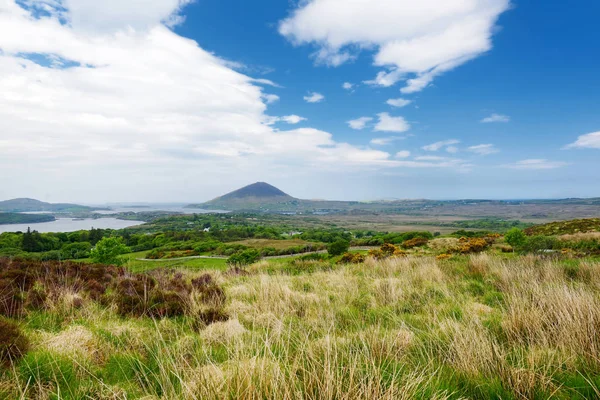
[195,182,297,211]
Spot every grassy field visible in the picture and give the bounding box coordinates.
[120,251,228,273]
[2,250,600,399]
[229,238,316,250]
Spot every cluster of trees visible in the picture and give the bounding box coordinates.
[0,228,108,260]
[504,228,600,254]
[351,231,434,246]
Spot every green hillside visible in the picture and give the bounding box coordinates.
[0,198,94,213]
[0,213,56,225]
[525,218,600,236]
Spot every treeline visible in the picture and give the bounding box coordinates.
[0,227,109,260]
[351,231,434,246]
[0,224,356,261]
[0,213,55,225]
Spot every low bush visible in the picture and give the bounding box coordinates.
[401,237,429,249]
[327,240,350,256]
[0,318,29,366]
[339,252,366,264]
[458,237,490,254]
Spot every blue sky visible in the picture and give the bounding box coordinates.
[0,0,599,202]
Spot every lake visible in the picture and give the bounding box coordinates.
[0,218,145,233]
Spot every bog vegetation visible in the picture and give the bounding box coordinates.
[1,218,600,398]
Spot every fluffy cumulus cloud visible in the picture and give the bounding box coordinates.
[386,98,412,108]
[303,91,325,103]
[263,94,280,104]
[481,113,510,123]
[0,0,412,201]
[565,131,600,149]
[395,151,411,158]
[342,82,354,90]
[279,0,510,93]
[503,159,568,170]
[347,117,373,130]
[374,113,410,132]
[422,139,460,152]
[468,144,499,155]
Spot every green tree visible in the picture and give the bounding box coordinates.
[504,228,526,250]
[227,249,261,266]
[327,239,350,256]
[21,228,39,252]
[90,237,130,265]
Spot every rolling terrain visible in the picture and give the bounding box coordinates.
[0,198,96,213]
[187,182,600,221]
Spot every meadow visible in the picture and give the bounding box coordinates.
[2,242,600,399]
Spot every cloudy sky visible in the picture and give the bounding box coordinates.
[1,0,599,203]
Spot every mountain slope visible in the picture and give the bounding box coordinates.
[190,182,298,211]
[0,198,94,213]
[216,182,292,201]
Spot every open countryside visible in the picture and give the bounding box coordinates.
[1,0,600,399]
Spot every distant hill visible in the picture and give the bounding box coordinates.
[525,218,600,236]
[0,213,56,225]
[0,198,94,213]
[189,182,299,211]
[186,184,600,216]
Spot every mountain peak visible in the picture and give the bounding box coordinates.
[218,182,291,200]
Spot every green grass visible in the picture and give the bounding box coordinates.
[4,250,600,399]
[228,238,316,250]
[123,256,227,273]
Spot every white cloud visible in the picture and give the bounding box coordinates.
[422,139,460,152]
[347,117,373,130]
[565,131,600,149]
[266,115,307,125]
[374,113,410,132]
[446,146,459,154]
[468,143,499,155]
[304,91,325,103]
[503,159,568,170]
[0,0,413,201]
[370,136,406,146]
[481,113,510,123]
[386,98,412,108]
[263,94,280,104]
[280,115,306,124]
[395,150,410,158]
[342,82,354,90]
[279,0,510,93]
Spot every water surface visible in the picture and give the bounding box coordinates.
[0,218,144,233]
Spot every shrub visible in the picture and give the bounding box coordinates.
[90,237,130,265]
[505,228,527,249]
[401,237,429,249]
[0,279,24,318]
[198,308,229,326]
[380,243,399,257]
[339,252,366,264]
[60,242,92,259]
[436,254,452,260]
[0,318,29,366]
[148,290,187,317]
[327,240,350,256]
[368,249,385,259]
[227,249,261,266]
[458,237,489,254]
[112,275,157,316]
[521,236,559,253]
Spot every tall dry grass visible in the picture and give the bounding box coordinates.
[1,253,600,399]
